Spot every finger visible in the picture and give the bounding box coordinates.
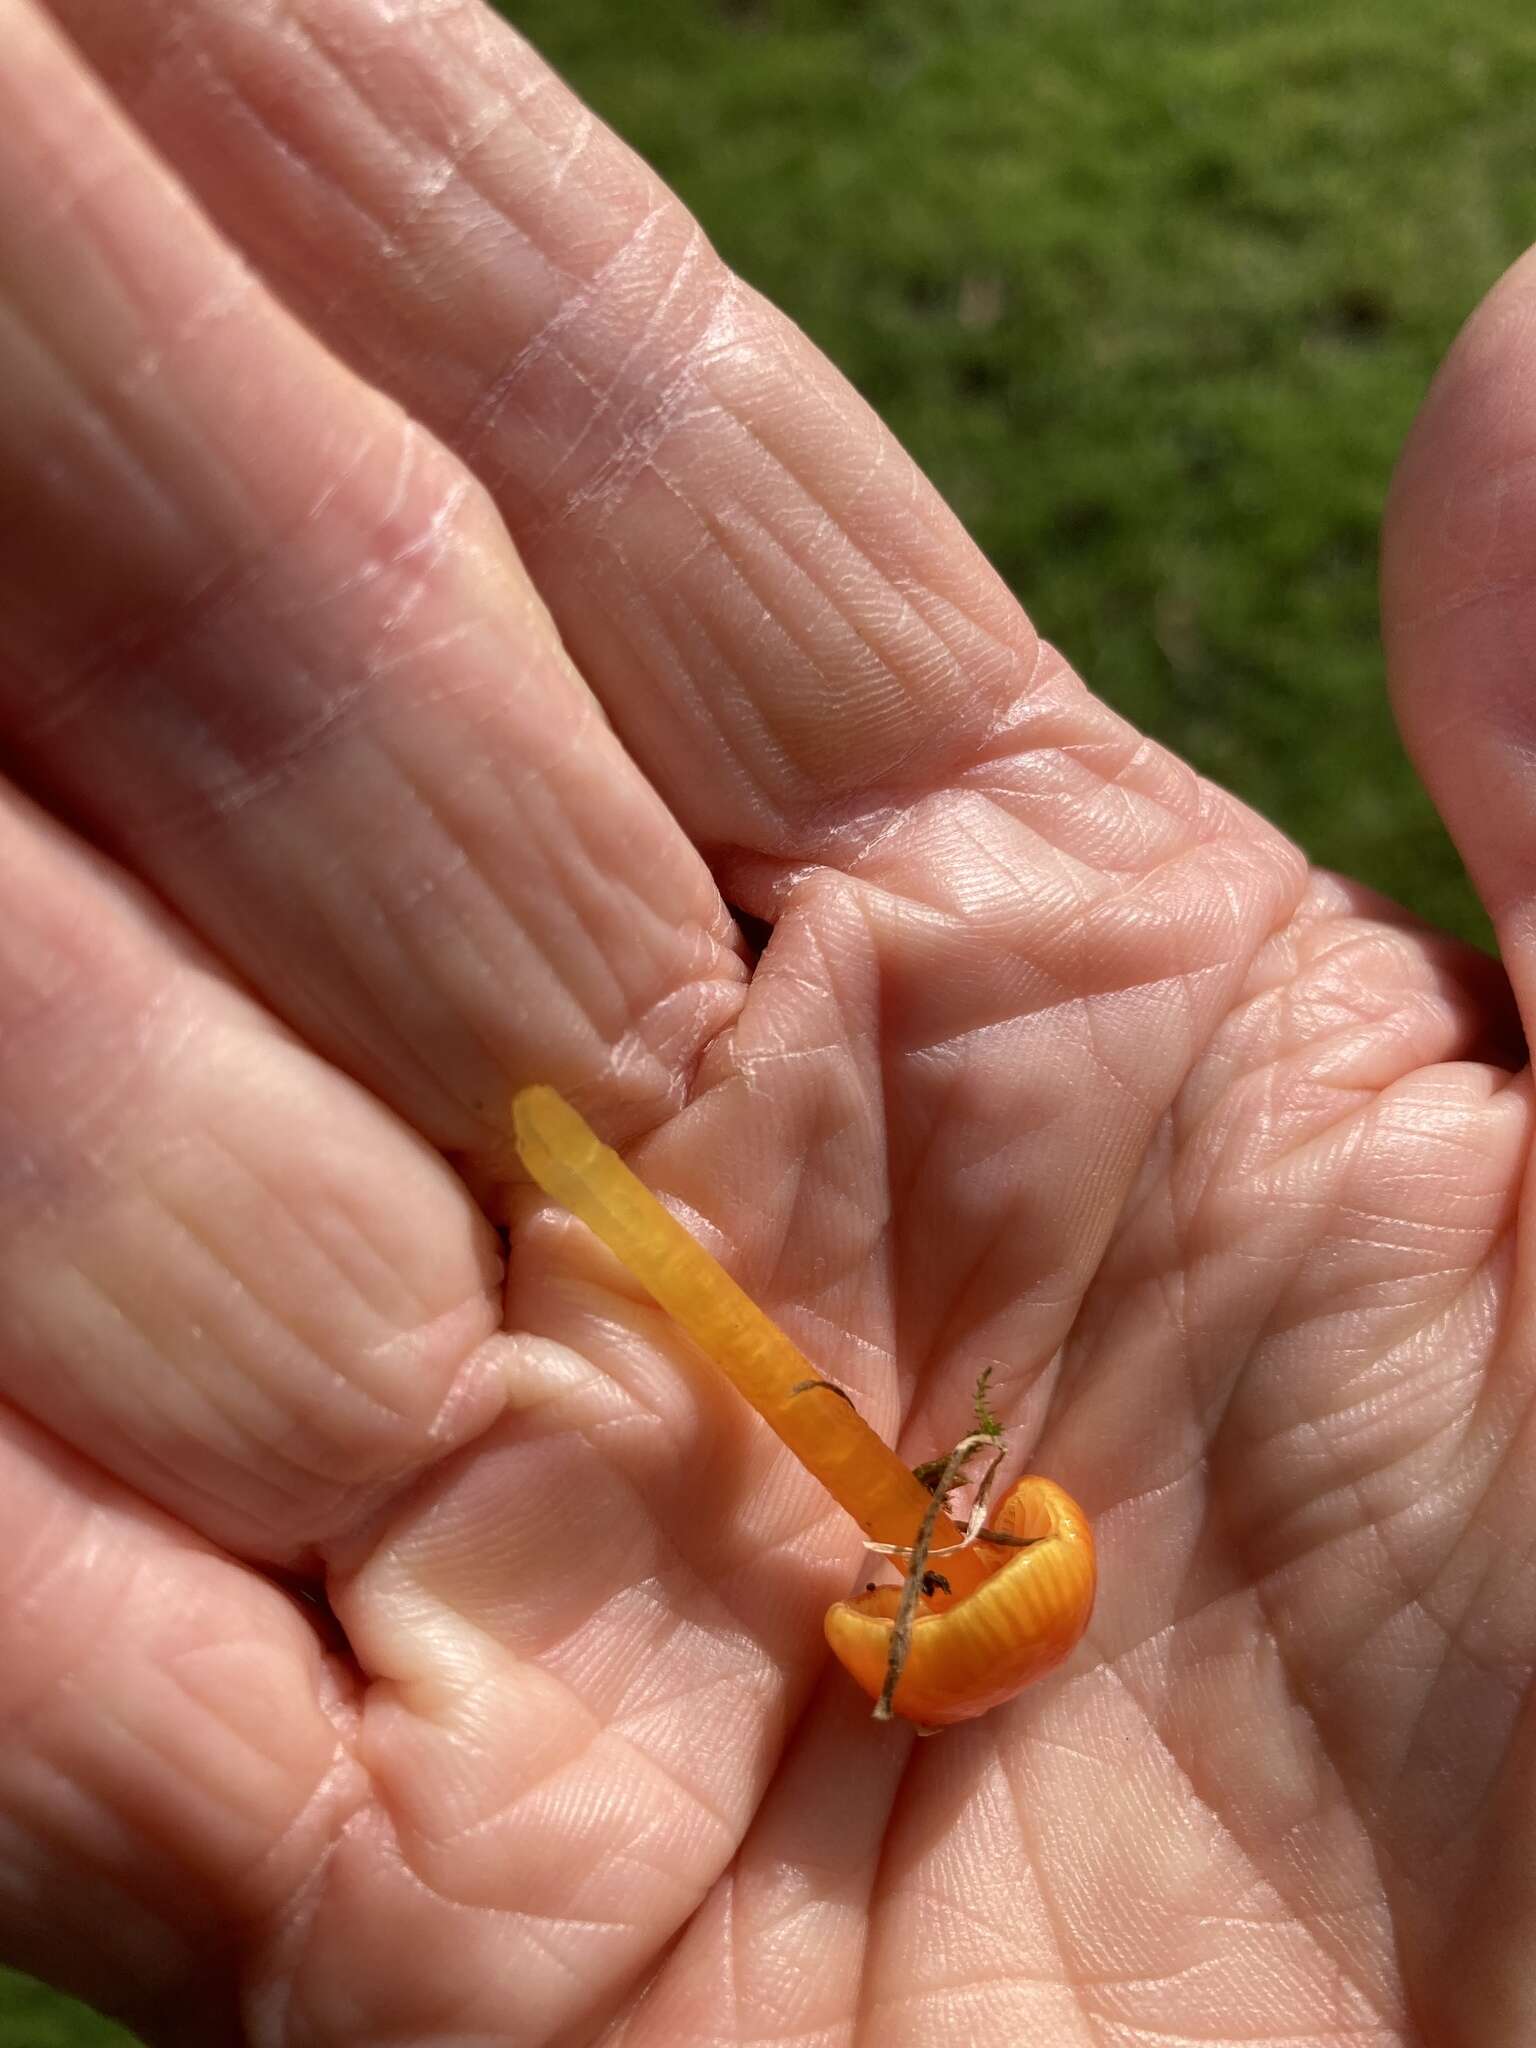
[0,775,509,1563]
[0,0,743,1156]
[1384,241,1536,1031]
[0,1406,356,2037]
[50,0,1113,860]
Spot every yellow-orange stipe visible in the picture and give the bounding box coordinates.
[513,1086,986,1595]
[512,1086,1096,1723]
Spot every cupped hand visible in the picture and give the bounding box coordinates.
[1,4,1532,2043]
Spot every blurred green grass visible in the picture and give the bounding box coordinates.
[0,1970,137,2047]
[6,0,1535,2039]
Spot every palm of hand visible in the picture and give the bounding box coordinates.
[1,4,1532,2045]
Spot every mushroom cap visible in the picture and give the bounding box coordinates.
[823,1475,1096,1727]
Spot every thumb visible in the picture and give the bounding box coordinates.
[1384,241,1536,1030]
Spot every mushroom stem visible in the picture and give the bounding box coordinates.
[512,1085,990,1597]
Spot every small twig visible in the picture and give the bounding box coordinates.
[872,1476,953,1722]
[870,1431,1008,1722]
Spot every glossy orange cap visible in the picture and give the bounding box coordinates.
[824,1475,1096,1727]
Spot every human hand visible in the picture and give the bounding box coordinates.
[1,3,1531,2043]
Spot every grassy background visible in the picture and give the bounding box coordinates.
[7,0,1536,2039]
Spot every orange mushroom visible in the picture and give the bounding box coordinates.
[512,1086,1095,1728]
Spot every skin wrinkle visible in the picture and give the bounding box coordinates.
[17,1255,346,1506]
[178,35,394,325]
[861,806,1275,982]
[170,1165,453,1422]
[1246,1226,1494,1366]
[120,1180,436,1466]
[982,1752,1107,2048]
[4,384,375,803]
[0,304,194,669]
[288,1875,505,2048]
[391,1622,856,2039]
[544,758,743,1075]
[342,1777,717,2023]
[244,1816,359,2048]
[1179,1169,1369,1459]
[459,210,719,503]
[377,91,507,244]
[329,431,475,611]
[695,1766,880,2046]
[495,292,1048,811]
[904,1301,1036,1440]
[21,1667,316,1932]
[1225,1470,1506,1983]
[704,487,962,739]
[704,483,1028,770]
[1169,921,1458,1137]
[331,44,618,364]
[1265,1350,1481,1520]
[742,497,1023,741]
[9,0,1261,872]
[270,2,459,225]
[956,760,1192,881]
[655,509,966,798]
[131,650,364,845]
[396,1695,732,1878]
[602,494,833,827]
[1405,1483,1536,1717]
[267,0,626,312]
[20,41,573,897]
[7,418,378,777]
[1219,1073,1384,1199]
[663,492,939,766]
[791,840,1076,962]
[848,1808,908,2048]
[1403,1561,1527,1722]
[614,947,750,1115]
[250,868,482,1134]
[79,1383,329,1534]
[7,1714,209,1924]
[88,1690,292,1881]
[362,711,616,1067]
[198,1126,441,1340]
[161,1662,361,1884]
[707,346,1024,669]
[2,69,247,362]
[1235,1607,1418,2035]
[16,1158,502,1552]
[1108,1642,1397,2035]
[542,225,726,531]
